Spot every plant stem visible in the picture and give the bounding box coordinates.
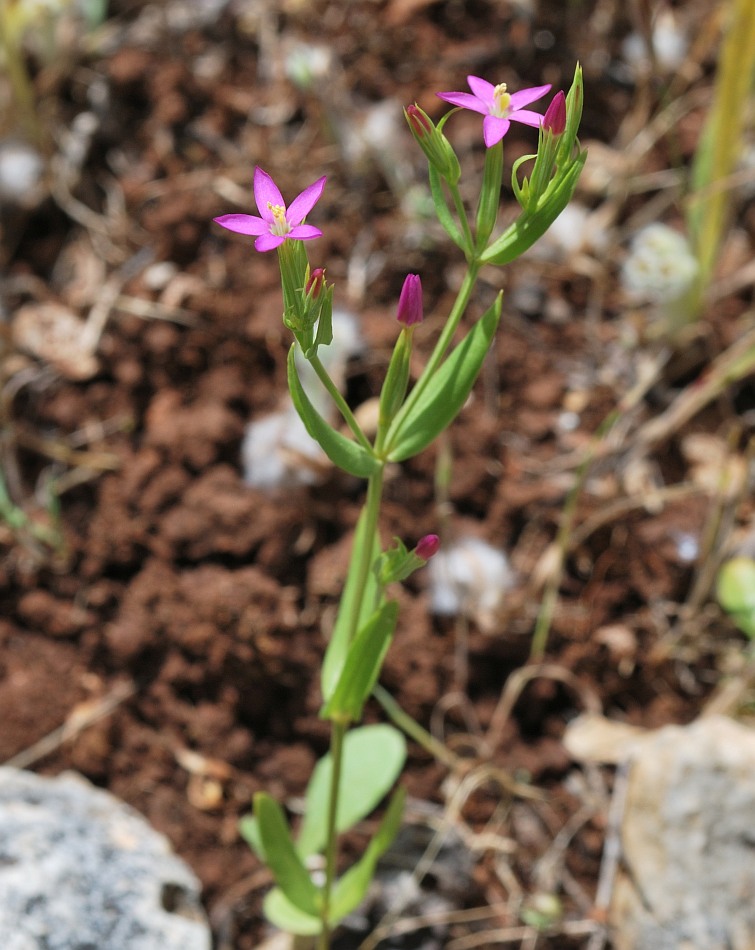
[318,718,346,950]
[309,353,373,452]
[448,180,475,254]
[318,465,384,947]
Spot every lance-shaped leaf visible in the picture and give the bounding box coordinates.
[263,888,322,937]
[253,792,321,917]
[321,513,382,702]
[328,786,407,924]
[384,293,502,462]
[287,344,379,478]
[320,600,399,723]
[297,724,406,859]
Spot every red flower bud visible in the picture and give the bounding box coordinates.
[396,273,423,327]
[405,104,432,139]
[543,90,566,135]
[305,267,326,298]
[415,534,440,560]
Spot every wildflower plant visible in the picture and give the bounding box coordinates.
[214,63,585,947]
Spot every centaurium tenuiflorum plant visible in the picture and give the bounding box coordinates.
[214,63,586,948]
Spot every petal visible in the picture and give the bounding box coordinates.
[286,175,327,226]
[437,91,488,115]
[213,213,269,236]
[509,109,545,128]
[483,115,509,147]
[509,83,551,110]
[466,75,496,103]
[254,232,285,252]
[253,167,285,221]
[287,224,323,241]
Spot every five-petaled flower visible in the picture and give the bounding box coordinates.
[214,166,326,252]
[437,76,551,148]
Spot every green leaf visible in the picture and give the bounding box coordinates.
[238,813,264,860]
[321,600,399,722]
[287,344,379,478]
[297,724,407,858]
[254,793,321,916]
[385,294,502,462]
[263,887,322,937]
[328,786,407,924]
[321,513,382,702]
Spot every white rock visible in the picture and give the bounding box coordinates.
[0,139,44,206]
[610,716,755,950]
[621,223,698,304]
[428,536,515,629]
[0,768,210,950]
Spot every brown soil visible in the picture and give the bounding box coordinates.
[2,1,753,947]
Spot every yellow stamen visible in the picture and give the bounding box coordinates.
[492,83,511,118]
[267,202,290,236]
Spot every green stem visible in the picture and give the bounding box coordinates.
[318,718,346,950]
[0,17,45,146]
[318,465,384,946]
[309,353,373,452]
[447,180,475,257]
[372,684,457,769]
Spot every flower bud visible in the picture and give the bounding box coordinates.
[396,273,423,327]
[403,104,461,185]
[543,91,566,136]
[305,266,326,298]
[415,534,440,560]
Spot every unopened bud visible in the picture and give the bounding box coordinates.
[403,104,461,185]
[396,273,423,327]
[406,104,432,138]
[543,91,566,136]
[305,266,326,298]
[415,534,440,560]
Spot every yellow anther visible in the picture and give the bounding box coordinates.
[267,202,290,236]
[492,83,511,117]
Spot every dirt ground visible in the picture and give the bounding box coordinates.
[2,0,754,947]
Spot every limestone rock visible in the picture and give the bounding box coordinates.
[0,767,210,950]
[610,716,755,950]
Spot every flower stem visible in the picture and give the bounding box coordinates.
[309,353,373,452]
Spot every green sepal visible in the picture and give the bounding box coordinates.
[479,151,586,266]
[328,786,407,924]
[287,344,379,478]
[297,724,407,858]
[384,293,502,462]
[253,792,321,917]
[321,511,382,701]
[320,600,399,722]
[556,62,584,169]
[511,152,536,209]
[475,138,503,252]
[378,327,413,433]
[263,888,322,936]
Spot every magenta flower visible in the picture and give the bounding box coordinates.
[214,166,326,252]
[437,76,552,148]
[396,274,423,327]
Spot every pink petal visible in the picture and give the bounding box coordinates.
[253,167,285,222]
[214,213,269,236]
[509,84,551,110]
[466,75,496,103]
[437,91,488,115]
[288,224,323,241]
[509,109,545,128]
[254,232,285,252]
[286,175,327,226]
[483,115,510,147]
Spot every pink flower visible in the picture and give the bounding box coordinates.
[415,534,440,560]
[396,274,423,327]
[543,90,566,135]
[214,166,326,252]
[437,76,551,148]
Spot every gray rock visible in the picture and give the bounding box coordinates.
[0,768,210,950]
[610,716,755,950]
